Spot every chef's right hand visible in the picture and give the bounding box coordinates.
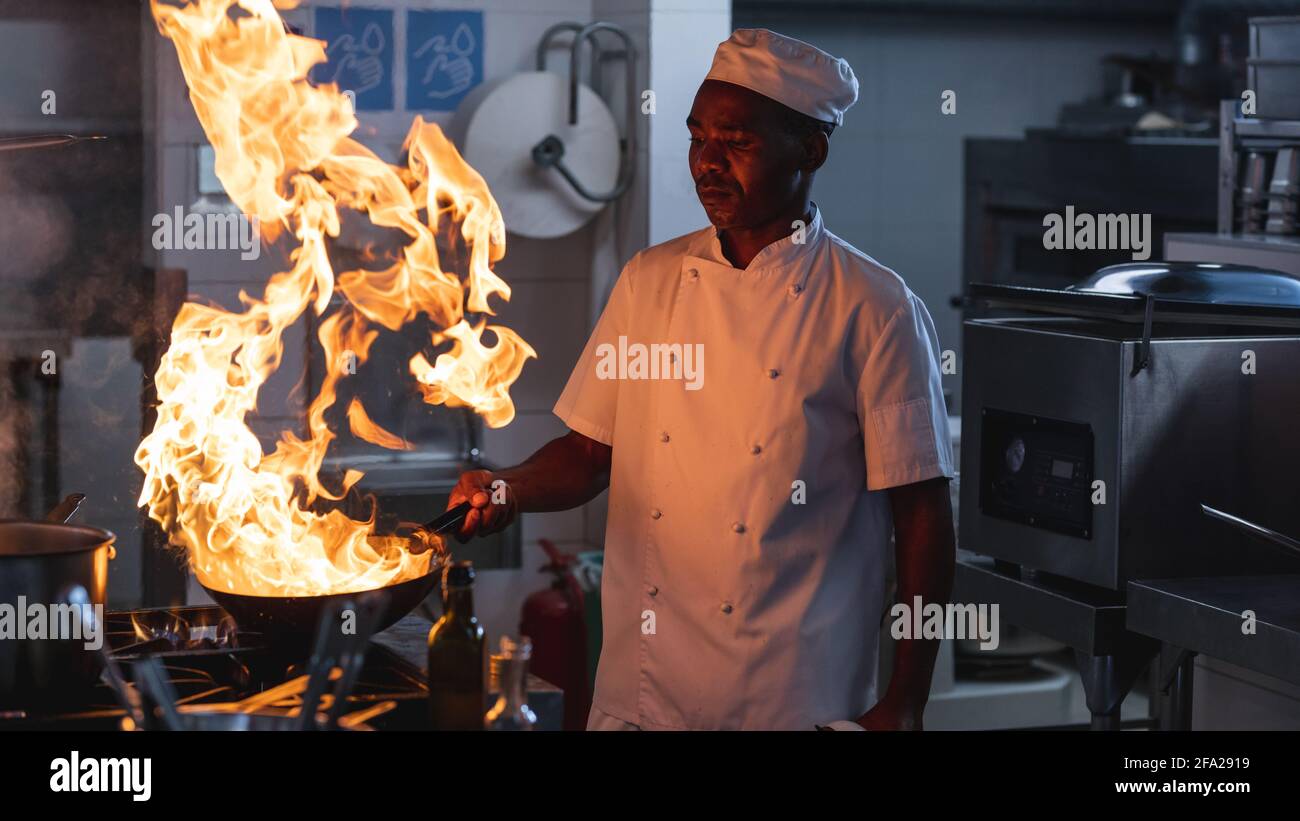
[446,469,517,543]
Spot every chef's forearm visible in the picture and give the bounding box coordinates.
[883,478,956,715]
[495,430,612,513]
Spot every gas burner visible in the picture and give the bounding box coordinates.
[106,606,265,658]
[0,605,432,730]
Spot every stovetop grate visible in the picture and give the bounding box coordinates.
[1,605,429,730]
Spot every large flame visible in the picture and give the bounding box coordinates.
[136,0,535,596]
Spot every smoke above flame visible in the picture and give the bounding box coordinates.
[135,0,535,596]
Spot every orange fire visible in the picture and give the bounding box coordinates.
[135,0,534,596]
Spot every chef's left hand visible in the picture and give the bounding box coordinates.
[853,697,922,731]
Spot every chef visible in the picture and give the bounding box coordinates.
[445,28,956,730]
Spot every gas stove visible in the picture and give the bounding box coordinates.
[0,605,432,731]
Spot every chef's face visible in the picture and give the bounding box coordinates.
[687,79,823,230]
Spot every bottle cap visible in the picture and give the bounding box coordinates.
[444,560,475,588]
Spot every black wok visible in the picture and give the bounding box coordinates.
[202,563,442,648]
[199,501,469,648]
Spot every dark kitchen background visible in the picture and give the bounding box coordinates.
[2,0,1299,730]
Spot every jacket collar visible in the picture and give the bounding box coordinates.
[699,204,825,271]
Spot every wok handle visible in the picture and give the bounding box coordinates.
[389,500,475,554]
[423,500,474,535]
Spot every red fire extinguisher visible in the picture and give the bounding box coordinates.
[520,539,591,731]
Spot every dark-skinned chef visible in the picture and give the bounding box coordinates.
[438,28,956,731]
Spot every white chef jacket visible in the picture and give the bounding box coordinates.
[554,207,954,730]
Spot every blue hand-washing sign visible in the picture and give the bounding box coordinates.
[406,10,484,112]
[311,7,394,111]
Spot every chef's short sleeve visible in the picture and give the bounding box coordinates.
[553,260,635,446]
[858,292,955,490]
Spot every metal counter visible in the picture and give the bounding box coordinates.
[1126,575,1300,689]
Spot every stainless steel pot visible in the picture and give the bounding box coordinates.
[0,518,115,708]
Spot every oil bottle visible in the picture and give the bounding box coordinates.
[427,560,486,730]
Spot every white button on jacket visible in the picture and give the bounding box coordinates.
[554,208,954,730]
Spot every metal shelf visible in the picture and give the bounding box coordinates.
[1234,118,1300,140]
[1166,232,1300,255]
[1218,102,1300,234]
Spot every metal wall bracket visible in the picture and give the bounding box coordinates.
[533,22,638,204]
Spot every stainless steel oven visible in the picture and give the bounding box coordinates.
[960,262,1300,590]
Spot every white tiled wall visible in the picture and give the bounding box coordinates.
[645,0,727,245]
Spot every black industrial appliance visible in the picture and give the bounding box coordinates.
[963,136,1218,293]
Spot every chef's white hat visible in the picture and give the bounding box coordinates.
[704,28,859,126]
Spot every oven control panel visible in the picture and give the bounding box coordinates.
[978,408,1094,539]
